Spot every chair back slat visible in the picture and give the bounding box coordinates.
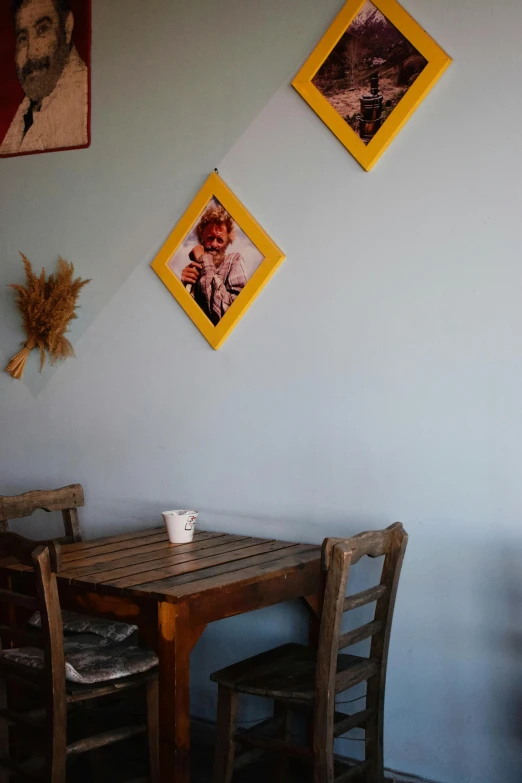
[322,524,402,570]
[338,620,384,651]
[0,658,44,689]
[343,584,387,612]
[0,531,45,567]
[334,658,379,695]
[333,707,374,737]
[0,531,62,572]
[0,589,38,611]
[0,625,46,649]
[0,485,84,521]
[0,485,84,543]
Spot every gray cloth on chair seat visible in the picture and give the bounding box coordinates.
[29,610,138,645]
[1,634,158,685]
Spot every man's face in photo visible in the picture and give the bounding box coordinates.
[201,223,230,264]
[15,0,72,102]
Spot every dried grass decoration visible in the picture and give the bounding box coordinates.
[5,253,91,380]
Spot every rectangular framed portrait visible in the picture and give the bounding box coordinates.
[151,172,285,350]
[0,0,91,158]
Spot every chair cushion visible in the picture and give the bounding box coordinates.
[29,610,138,644]
[1,634,158,685]
[210,642,372,704]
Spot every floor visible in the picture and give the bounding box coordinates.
[70,734,401,782]
[66,697,295,782]
[70,734,299,782]
[65,696,397,782]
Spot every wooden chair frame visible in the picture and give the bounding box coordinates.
[0,485,84,544]
[212,522,408,783]
[0,531,159,782]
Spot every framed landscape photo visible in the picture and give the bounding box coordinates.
[292,0,451,171]
[0,0,91,158]
[151,172,285,350]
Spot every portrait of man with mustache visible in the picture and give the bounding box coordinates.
[0,0,89,156]
[181,204,249,326]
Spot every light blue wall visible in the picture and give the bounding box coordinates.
[1,1,521,781]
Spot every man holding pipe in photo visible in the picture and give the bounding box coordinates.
[181,204,248,325]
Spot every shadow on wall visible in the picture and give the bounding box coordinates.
[175,528,522,783]
[6,510,71,540]
[430,541,522,783]
[190,599,310,725]
[495,546,522,775]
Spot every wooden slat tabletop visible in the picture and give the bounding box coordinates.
[57,528,321,604]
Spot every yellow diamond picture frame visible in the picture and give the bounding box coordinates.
[292,0,452,171]
[151,172,285,349]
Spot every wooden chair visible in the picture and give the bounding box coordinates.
[0,485,84,544]
[0,531,159,782]
[210,522,408,783]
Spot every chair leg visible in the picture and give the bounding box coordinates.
[0,680,8,783]
[45,681,67,783]
[365,675,384,783]
[146,679,160,783]
[364,712,384,783]
[213,686,238,783]
[312,705,334,783]
[81,705,105,782]
[48,721,67,782]
[273,701,292,782]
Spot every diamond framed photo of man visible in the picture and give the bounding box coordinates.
[151,172,285,350]
[292,0,451,171]
[0,0,91,158]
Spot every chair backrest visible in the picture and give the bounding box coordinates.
[314,523,408,738]
[0,485,84,543]
[0,531,67,780]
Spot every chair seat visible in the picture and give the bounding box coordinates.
[1,634,158,686]
[29,609,138,645]
[210,642,372,704]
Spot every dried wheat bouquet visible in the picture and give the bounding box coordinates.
[5,253,91,380]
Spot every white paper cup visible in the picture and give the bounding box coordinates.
[162,510,198,544]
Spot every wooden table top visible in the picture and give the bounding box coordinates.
[57,528,321,604]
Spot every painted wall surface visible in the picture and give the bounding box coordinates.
[1,0,521,781]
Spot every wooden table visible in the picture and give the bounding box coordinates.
[52,527,322,782]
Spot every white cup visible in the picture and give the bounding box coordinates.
[162,510,198,544]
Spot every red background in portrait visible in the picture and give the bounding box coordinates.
[0,0,91,155]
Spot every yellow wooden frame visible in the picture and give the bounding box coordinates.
[292,0,451,171]
[151,172,285,349]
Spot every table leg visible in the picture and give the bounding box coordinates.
[158,601,192,782]
[302,592,323,648]
[302,592,323,754]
